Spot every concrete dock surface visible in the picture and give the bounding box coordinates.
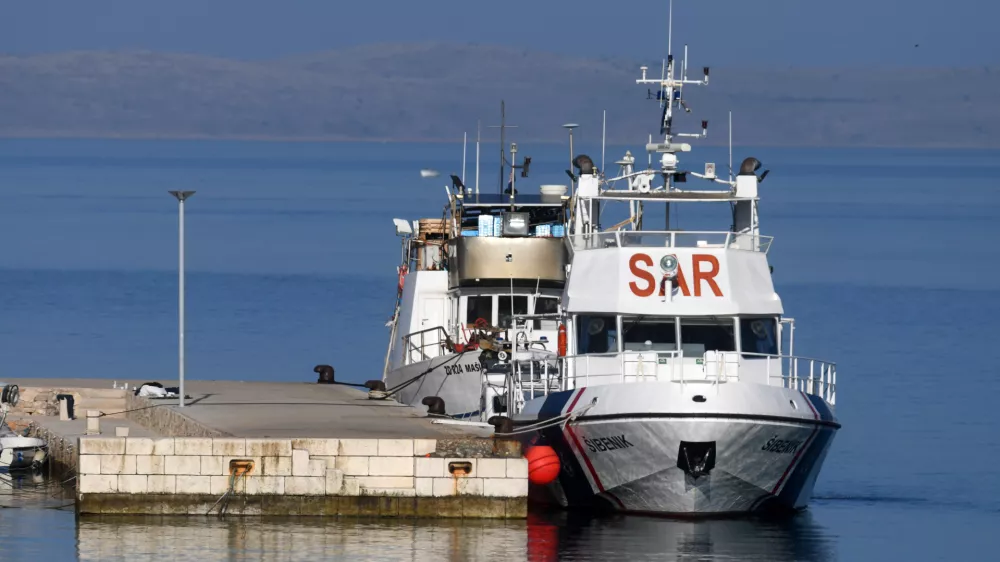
[4,377,527,518]
[4,378,493,439]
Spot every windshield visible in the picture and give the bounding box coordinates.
[622,317,677,351]
[576,315,617,354]
[533,296,559,330]
[498,295,529,329]
[740,317,778,356]
[679,318,736,356]
[466,296,492,326]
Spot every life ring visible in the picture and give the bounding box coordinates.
[397,265,409,293]
[474,317,489,330]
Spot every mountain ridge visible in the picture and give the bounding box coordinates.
[0,44,995,147]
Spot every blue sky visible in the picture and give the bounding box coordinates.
[0,0,993,66]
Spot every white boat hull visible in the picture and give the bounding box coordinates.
[517,382,838,515]
[0,436,48,472]
[384,351,486,418]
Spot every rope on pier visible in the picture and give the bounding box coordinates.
[492,397,598,437]
[94,403,166,418]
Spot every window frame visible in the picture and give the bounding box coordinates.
[574,314,619,355]
[678,316,738,356]
[497,294,530,329]
[464,295,495,327]
[620,315,679,352]
[739,316,780,358]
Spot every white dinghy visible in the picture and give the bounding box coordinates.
[0,383,48,473]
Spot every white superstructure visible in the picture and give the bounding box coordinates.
[487,3,840,515]
[382,131,571,419]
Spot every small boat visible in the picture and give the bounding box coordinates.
[0,382,47,472]
[0,435,47,472]
[419,169,440,178]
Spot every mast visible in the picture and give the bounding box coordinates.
[634,0,710,184]
[499,101,505,195]
[489,101,518,195]
[601,110,607,174]
[729,111,733,183]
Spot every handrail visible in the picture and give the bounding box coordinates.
[401,326,452,365]
[507,350,836,409]
[567,230,773,253]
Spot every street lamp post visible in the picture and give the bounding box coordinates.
[563,123,579,173]
[168,190,195,407]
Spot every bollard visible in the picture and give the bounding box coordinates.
[59,398,70,421]
[115,426,130,437]
[86,410,101,435]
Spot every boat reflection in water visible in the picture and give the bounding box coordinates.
[74,511,835,561]
[526,511,836,562]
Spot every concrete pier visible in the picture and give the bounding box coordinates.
[5,378,527,518]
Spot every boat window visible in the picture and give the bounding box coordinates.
[498,295,530,328]
[679,318,736,356]
[576,315,618,354]
[740,317,778,356]
[533,296,560,330]
[622,317,677,352]
[466,296,493,326]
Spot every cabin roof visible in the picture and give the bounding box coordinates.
[597,190,752,202]
[457,193,566,208]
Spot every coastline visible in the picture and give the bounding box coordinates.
[0,131,997,150]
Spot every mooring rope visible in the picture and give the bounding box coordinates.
[493,398,598,437]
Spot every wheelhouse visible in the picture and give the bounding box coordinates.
[386,186,572,372]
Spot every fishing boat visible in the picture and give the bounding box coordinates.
[485,4,840,515]
[382,109,572,419]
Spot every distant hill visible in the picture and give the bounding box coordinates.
[0,44,996,147]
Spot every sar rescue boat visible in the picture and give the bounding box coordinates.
[484,5,840,515]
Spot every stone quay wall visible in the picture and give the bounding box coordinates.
[77,436,528,518]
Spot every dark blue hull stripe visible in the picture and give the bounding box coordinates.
[536,389,577,419]
[804,394,836,423]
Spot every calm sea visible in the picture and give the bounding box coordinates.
[1,139,998,560]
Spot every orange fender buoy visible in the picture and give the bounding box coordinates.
[525,445,561,485]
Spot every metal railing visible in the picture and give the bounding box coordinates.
[745,352,838,406]
[508,349,836,407]
[567,230,773,253]
[401,326,452,365]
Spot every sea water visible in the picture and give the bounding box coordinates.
[0,139,998,560]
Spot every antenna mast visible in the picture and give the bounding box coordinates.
[728,111,733,183]
[667,0,673,66]
[489,101,518,195]
[602,110,607,174]
[498,101,505,194]
[633,0,712,192]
